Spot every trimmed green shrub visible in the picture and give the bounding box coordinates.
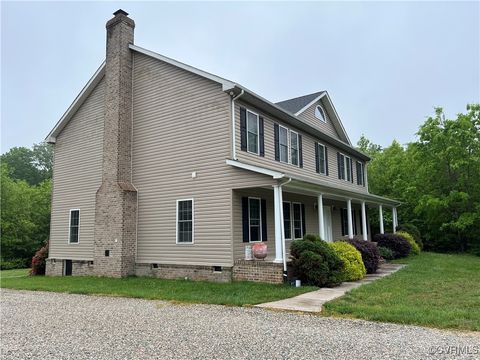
[290,234,344,287]
[329,241,366,281]
[346,239,381,274]
[378,246,395,260]
[397,223,423,249]
[374,233,411,258]
[396,231,420,255]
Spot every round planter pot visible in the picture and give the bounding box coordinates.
[252,243,267,260]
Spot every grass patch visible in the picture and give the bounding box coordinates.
[0,272,317,306]
[0,268,30,278]
[323,252,480,331]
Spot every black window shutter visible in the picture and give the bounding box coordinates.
[259,116,265,157]
[274,123,280,161]
[240,107,247,152]
[242,197,249,242]
[353,210,357,235]
[314,142,319,173]
[301,204,306,237]
[337,152,341,179]
[325,147,329,176]
[356,162,361,185]
[299,135,303,168]
[261,199,267,242]
[350,160,354,183]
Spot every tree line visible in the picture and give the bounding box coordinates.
[0,105,478,269]
[358,104,480,253]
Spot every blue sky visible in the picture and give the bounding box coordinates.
[2,1,479,153]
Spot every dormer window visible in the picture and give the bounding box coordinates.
[315,105,327,123]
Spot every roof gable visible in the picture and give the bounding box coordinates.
[275,91,325,114]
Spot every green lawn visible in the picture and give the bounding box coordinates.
[323,252,480,331]
[0,270,317,306]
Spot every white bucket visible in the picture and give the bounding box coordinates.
[245,245,253,260]
[295,279,301,287]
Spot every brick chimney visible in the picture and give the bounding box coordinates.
[94,10,137,277]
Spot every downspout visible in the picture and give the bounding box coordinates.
[279,177,292,282]
[231,90,244,160]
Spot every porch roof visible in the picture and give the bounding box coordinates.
[226,159,401,207]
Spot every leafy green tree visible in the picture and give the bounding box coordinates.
[0,164,52,267]
[1,142,53,185]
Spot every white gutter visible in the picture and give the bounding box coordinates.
[231,90,244,160]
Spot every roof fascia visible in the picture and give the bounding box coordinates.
[45,62,106,143]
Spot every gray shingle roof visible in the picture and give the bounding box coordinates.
[275,91,325,114]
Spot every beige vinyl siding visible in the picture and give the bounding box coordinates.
[235,101,368,193]
[49,78,105,260]
[132,52,273,267]
[297,99,342,140]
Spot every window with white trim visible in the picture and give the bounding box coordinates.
[357,161,365,186]
[247,110,259,154]
[315,105,327,123]
[292,203,303,239]
[177,199,194,243]
[318,143,327,175]
[338,153,352,181]
[248,198,262,242]
[283,202,292,239]
[290,131,299,166]
[279,125,289,163]
[69,209,80,244]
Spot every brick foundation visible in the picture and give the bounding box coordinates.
[46,259,94,276]
[135,263,232,283]
[233,260,287,284]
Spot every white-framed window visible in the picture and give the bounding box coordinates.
[317,143,327,175]
[283,201,292,239]
[68,209,80,244]
[176,199,194,244]
[279,125,289,163]
[356,161,365,186]
[248,197,262,242]
[338,153,352,181]
[292,202,303,239]
[290,131,299,166]
[247,109,259,154]
[315,105,327,123]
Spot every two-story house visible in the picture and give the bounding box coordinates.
[45,10,400,283]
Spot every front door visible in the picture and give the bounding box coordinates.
[323,206,333,242]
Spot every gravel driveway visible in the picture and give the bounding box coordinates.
[1,289,478,359]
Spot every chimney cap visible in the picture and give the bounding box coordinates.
[113,9,129,17]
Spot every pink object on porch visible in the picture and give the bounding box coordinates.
[252,243,267,260]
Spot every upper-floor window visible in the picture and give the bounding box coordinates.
[315,105,327,123]
[274,124,302,167]
[247,110,259,154]
[315,142,328,175]
[356,161,365,186]
[290,131,299,166]
[338,153,352,182]
[69,209,80,244]
[279,125,289,163]
[177,199,194,244]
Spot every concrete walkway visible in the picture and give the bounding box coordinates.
[256,263,404,313]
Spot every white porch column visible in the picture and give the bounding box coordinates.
[361,201,368,241]
[318,194,325,240]
[379,205,384,234]
[347,199,353,239]
[393,207,397,233]
[273,185,283,263]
